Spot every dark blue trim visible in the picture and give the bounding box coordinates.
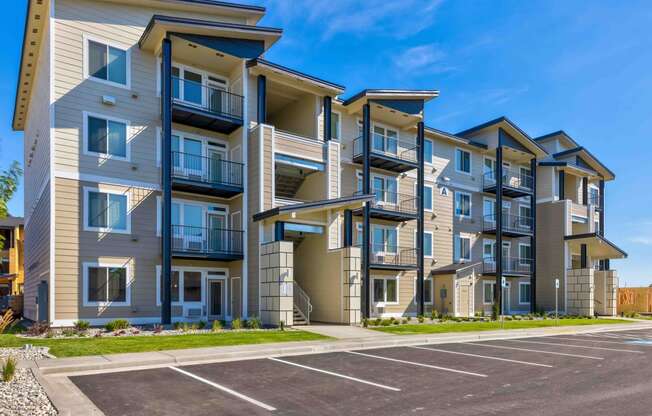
[344,210,353,247]
[342,89,439,106]
[499,128,533,155]
[559,170,565,200]
[534,130,581,148]
[580,244,588,268]
[456,116,548,154]
[416,121,425,316]
[252,194,374,222]
[247,58,345,91]
[172,33,264,59]
[424,126,488,149]
[324,96,332,141]
[495,145,504,315]
[599,180,605,237]
[173,0,265,12]
[161,38,173,325]
[362,103,371,319]
[371,99,423,115]
[530,157,537,313]
[553,147,615,179]
[257,75,266,124]
[274,221,285,242]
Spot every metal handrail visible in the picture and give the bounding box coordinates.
[172,76,243,120]
[355,189,419,215]
[483,256,533,275]
[293,281,312,324]
[352,136,419,163]
[483,168,534,191]
[367,244,418,266]
[483,213,533,234]
[171,225,244,256]
[171,151,244,188]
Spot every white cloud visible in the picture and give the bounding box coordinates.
[392,44,456,75]
[480,86,530,105]
[629,236,652,245]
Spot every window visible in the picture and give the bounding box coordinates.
[483,158,496,180]
[424,139,433,164]
[372,126,398,155]
[85,189,129,233]
[84,263,129,306]
[85,114,128,159]
[424,278,432,304]
[373,176,398,205]
[423,185,433,211]
[483,281,495,304]
[589,186,599,205]
[455,149,471,174]
[372,277,398,304]
[455,192,471,218]
[372,226,397,254]
[86,38,129,87]
[519,244,532,265]
[424,232,433,257]
[454,234,471,262]
[157,268,213,305]
[483,240,495,262]
[519,205,532,228]
[355,223,363,246]
[520,167,532,189]
[519,282,531,304]
[483,198,495,220]
[184,271,202,302]
[331,111,341,140]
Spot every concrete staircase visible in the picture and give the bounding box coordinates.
[293,281,312,326]
[293,306,308,326]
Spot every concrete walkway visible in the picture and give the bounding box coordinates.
[298,324,392,339]
[26,321,652,376]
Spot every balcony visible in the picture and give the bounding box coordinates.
[352,135,419,173]
[352,190,418,222]
[365,244,418,271]
[483,214,533,237]
[483,168,533,198]
[171,77,244,134]
[171,152,244,197]
[172,225,244,261]
[482,256,532,277]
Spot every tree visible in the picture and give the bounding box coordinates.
[0,161,22,250]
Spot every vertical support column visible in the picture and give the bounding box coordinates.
[580,244,587,269]
[416,121,425,316]
[343,209,353,247]
[323,96,332,142]
[257,75,267,124]
[495,141,503,315]
[160,37,172,325]
[581,177,588,206]
[530,158,537,313]
[274,221,285,242]
[599,180,608,270]
[362,103,371,319]
[558,170,565,200]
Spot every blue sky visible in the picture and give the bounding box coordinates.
[1,0,650,285]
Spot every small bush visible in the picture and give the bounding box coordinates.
[26,321,50,337]
[401,318,408,324]
[362,318,369,328]
[430,310,439,321]
[105,319,130,332]
[279,320,285,331]
[62,328,76,337]
[417,315,425,323]
[189,323,199,331]
[44,330,55,339]
[231,318,243,330]
[492,302,499,321]
[2,356,16,383]
[198,321,207,330]
[380,319,392,326]
[392,320,400,325]
[374,318,382,326]
[247,316,262,329]
[211,320,223,332]
[74,320,91,331]
[406,316,412,322]
[504,316,513,321]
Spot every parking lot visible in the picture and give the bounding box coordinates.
[70,328,652,416]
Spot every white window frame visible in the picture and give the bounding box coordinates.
[331,110,342,141]
[518,281,531,305]
[483,280,496,305]
[413,276,433,305]
[156,197,229,236]
[155,266,228,307]
[518,243,532,266]
[455,148,472,175]
[415,230,433,258]
[156,60,229,103]
[371,224,399,255]
[483,156,496,180]
[424,138,434,165]
[423,184,434,212]
[156,129,229,167]
[483,239,496,263]
[455,233,472,262]
[371,123,400,156]
[83,186,131,234]
[372,276,399,306]
[83,34,131,90]
[83,261,131,307]
[455,191,472,219]
[83,111,131,161]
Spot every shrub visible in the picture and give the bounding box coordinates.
[0,310,14,334]
[380,319,392,326]
[211,320,223,332]
[417,315,425,323]
[2,356,16,383]
[62,328,76,337]
[26,321,50,337]
[504,316,513,321]
[74,320,91,331]
[105,319,130,332]
[198,321,207,330]
[492,302,499,321]
[401,318,408,324]
[189,323,199,331]
[374,318,382,326]
[247,316,262,329]
[279,320,285,331]
[406,316,412,322]
[392,320,400,325]
[430,310,439,321]
[362,318,369,328]
[231,318,243,330]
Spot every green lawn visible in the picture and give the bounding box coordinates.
[0,330,329,358]
[371,318,631,335]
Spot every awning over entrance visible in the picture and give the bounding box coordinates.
[565,233,627,260]
[431,262,480,276]
[253,194,374,223]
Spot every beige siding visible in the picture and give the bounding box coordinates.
[269,94,318,139]
[274,130,324,161]
[328,141,340,198]
[23,185,51,321]
[536,201,567,312]
[262,126,273,210]
[247,127,262,316]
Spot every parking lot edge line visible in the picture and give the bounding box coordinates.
[551,336,651,346]
[506,340,645,354]
[346,351,488,378]
[168,366,277,412]
[464,343,604,360]
[267,357,401,392]
[410,346,554,368]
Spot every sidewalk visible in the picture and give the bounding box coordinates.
[27,320,652,376]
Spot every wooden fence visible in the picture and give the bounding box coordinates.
[617,287,652,315]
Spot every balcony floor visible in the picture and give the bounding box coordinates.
[172,177,243,198]
[172,102,243,134]
[368,263,418,271]
[352,207,418,222]
[353,153,418,173]
[483,228,533,238]
[483,184,533,199]
[172,251,243,262]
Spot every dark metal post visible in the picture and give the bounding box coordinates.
[580,244,587,269]
[323,96,332,142]
[274,221,285,242]
[416,122,425,316]
[257,75,266,124]
[582,177,588,206]
[495,134,504,315]
[161,37,172,325]
[530,158,537,313]
[598,180,605,236]
[362,103,371,319]
[344,209,353,247]
[559,170,565,200]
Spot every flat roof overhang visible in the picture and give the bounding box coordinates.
[425,127,488,150]
[539,161,601,179]
[456,117,548,159]
[341,90,439,127]
[431,262,480,276]
[565,233,628,260]
[99,0,266,23]
[553,147,615,181]
[138,15,282,53]
[247,58,345,96]
[253,194,375,223]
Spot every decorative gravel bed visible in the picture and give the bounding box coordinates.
[0,369,57,416]
[0,346,51,361]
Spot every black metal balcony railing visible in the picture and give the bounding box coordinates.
[171,151,244,188]
[368,244,418,267]
[352,136,419,164]
[358,189,419,216]
[483,213,533,235]
[172,76,243,121]
[483,168,534,193]
[483,256,532,275]
[587,194,601,209]
[172,225,243,257]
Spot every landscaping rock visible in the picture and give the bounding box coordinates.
[0,369,57,415]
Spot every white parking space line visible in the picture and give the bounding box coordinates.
[506,339,644,354]
[553,336,652,346]
[268,357,401,392]
[410,346,553,368]
[586,333,640,340]
[169,366,277,412]
[346,351,488,378]
[465,342,604,360]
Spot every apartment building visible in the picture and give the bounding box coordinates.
[13,0,625,326]
[0,216,24,297]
